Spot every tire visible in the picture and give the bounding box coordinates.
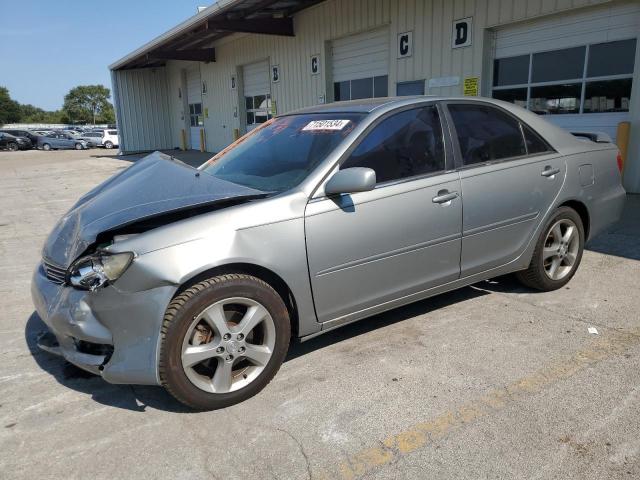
[516,206,584,291]
[42,143,51,151]
[7,142,18,152]
[75,143,83,150]
[104,141,113,149]
[159,274,291,410]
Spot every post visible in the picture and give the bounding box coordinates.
[180,129,187,151]
[617,121,631,175]
[233,128,240,141]
[200,128,206,152]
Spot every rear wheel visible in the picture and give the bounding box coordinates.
[159,274,291,410]
[42,143,51,151]
[516,207,584,291]
[104,141,114,149]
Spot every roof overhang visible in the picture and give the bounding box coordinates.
[110,0,325,71]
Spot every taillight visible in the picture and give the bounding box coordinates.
[616,151,623,173]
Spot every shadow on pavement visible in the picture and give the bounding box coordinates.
[25,286,488,413]
[586,194,640,261]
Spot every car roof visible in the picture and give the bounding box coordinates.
[288,96,441,115]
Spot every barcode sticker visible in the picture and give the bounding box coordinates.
[302,120,351,131]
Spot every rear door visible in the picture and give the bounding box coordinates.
[305,104,462,323]
[443,101,565,276]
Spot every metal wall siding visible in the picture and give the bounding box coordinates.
[113,68,173,153]
[152,0,619,153]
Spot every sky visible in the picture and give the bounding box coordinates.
[0,1,208,111]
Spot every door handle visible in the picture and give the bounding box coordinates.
[541,166,560,177]
[432,190,458,204]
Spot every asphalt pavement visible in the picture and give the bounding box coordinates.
[1,148,639,479]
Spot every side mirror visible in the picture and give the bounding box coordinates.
[324,167,376,195]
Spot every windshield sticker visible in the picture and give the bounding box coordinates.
[302,119,351,131]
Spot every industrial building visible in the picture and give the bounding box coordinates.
[109,0,640,192]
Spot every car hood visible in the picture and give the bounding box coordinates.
[43,151,264,267]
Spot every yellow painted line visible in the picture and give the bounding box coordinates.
[318,328,640,480]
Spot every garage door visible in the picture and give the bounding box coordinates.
[186,66,203,150]
[243,60,271,132]
[332,28,389,101]
[492,2,639,142]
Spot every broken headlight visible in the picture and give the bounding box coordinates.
[67,252,134,291]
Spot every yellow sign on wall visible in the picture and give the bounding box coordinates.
[463,77,479,96]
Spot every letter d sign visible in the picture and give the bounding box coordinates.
[452,17,472,48]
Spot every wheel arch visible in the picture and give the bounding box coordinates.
[173,263,300,337]
[558,199,590,239]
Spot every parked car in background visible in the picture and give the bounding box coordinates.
[0,129,39,146]
[102,129,119,149]
[31,97,626,410]
[0,132,24,151]
[65,132,98,148]
[38,133,88,151]
[75,131,104,147]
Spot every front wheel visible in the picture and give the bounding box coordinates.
[159,274,291,410]
[7,142,18,151]
[516,207,584,291]
[75,143,83,150]
[42,143,51,151]
[104,141,113,149]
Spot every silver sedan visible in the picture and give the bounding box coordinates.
[31,97,626,409]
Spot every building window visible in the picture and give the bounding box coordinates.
[492,38,636,114]
[189,103,203,127]
[334,75,388,101]
[245,94,272,128]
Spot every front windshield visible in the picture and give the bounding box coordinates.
[201,113,363,192]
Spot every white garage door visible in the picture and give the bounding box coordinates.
[243,60,271,131]
[186,66,204,150]
[492,2,640,142]
[332,28,389,101]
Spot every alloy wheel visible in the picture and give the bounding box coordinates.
[181,297,276,394]
[542,218,580,281]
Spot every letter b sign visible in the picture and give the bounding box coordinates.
[452,17,472,49]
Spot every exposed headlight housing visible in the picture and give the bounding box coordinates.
[67,252,134,291]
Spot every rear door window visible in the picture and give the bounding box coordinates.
[341,105,445,184]
[447,103,526,166]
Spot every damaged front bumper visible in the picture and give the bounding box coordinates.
[31,262,176,385]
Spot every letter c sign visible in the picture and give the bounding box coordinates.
[398,31,413,58]
[452,17,472,49]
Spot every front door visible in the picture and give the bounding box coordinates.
[305,104,462,324]
[189,103,203,150]
[444,102,566,276]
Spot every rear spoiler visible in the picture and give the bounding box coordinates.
[570,131,612,143]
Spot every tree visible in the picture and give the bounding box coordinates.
[0,87,21,125]
[19,104,67,124]
[63,85,114,125]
